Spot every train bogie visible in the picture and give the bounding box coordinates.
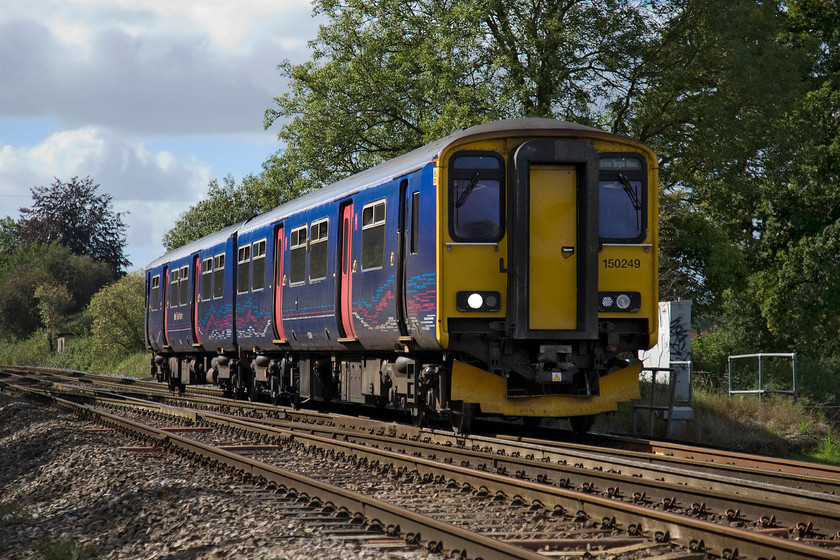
[145,118,658,433]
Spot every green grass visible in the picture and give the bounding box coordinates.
[36,536,89,560]
[597,389,840,466]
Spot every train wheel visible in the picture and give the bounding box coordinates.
[270,376,281,406]
[450,403,475,434]
[569,414,595,436]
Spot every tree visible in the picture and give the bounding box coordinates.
[263,0,661,188]
[34,282,74,352]
[163,172,309,251]
[89,272,145,356]
[0,243,115,340]
[17,177,129,272]
[630,0,809,317]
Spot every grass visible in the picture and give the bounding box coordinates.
[596,387,840,466]
[36,537,89,560]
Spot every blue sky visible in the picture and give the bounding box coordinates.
[0,0,322,269]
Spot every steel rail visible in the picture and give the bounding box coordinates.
[229,413,840,530]
[1,381,549,560]
[6,373,840,558]
[196,411,840,560]
[7,368,839,517]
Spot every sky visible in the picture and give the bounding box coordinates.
[0,0,322,270]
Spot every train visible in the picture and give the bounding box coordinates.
[145,118,658,433]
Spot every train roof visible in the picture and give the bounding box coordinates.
[145,220,246,270]
[146,118,609,268]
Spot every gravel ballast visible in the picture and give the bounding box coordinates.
[0,392,444,559]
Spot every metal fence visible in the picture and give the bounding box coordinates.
[728,353,798,401]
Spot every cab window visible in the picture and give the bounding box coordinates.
[449,152,504,242]
[598,155,646,242]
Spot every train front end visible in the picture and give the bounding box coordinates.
[436,120,658,427]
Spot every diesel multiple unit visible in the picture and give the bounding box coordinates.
[145,118,658,432]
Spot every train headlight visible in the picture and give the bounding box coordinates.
[467,293,484,309]
[616,294,632,310]
[457,291,501,312]
[598,291,641,312]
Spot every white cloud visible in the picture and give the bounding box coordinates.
[0,126,213,268]
[0,0,321,268]
[1,0,316,135]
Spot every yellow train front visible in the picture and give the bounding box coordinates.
[432,119,657,432]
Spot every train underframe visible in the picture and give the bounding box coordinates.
[151,320,645,434]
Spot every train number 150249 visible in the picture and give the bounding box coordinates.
[602,258,642,269]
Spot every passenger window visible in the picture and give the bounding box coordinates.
[289,226,307,284]
[449,153,504,241]
[170,270,179,307]
[361,200,386,270]
[151,275,160,311]
[598,155,645,241]
[179,266,189,306]
[237,245,251,294]
[213,254,225,299]
[252,239,266,291]
[410,191,420,254]
[201,258,212,301]
[309,219,328,280]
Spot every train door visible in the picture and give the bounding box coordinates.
[162,265,170,347]
[396,179,409,336]
[192,255,201,346]
[337,201,357,339]
[273,224,287,342]
[529,165,577,330]
[509,139,599,340]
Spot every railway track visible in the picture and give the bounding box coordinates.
[3,366,840,559]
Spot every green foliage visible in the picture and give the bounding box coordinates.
[0,500,30,526]
[36,536,89,560]
[89,272,145,357]
[805,435,840,466]
[0,243,115,340]
[16,176,129,272]
[34,282,74,351]
[162,173,308,250]
[264,0,662,187]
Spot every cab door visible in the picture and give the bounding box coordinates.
[509,139,599,340]
[529,165,577,330]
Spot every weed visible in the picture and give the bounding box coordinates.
[36,536,89,560]
[0,500,29,526]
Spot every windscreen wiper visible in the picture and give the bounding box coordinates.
[618,173,642,211]
[455,172,481,208]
